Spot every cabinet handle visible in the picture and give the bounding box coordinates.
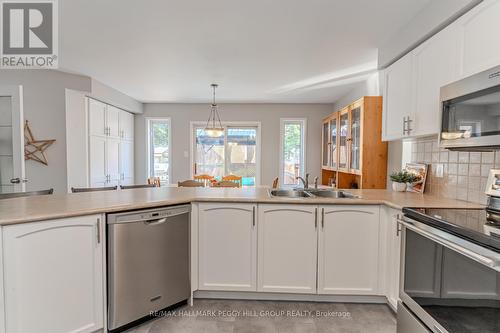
[315,208,318,229]
[321,208,325,229]
[402,117,407,135]
[96,218,101,244]
[407,117,413,134]
[252,206,256,227]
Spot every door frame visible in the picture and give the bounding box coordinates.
[0,85,25,192]
[146,117,172,184]
[189,121,262,186]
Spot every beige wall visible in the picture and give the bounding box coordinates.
[135,103,333,185]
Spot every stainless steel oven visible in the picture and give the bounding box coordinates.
[440,64,500,150]
[398,215,500,333]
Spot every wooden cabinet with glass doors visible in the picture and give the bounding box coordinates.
[321,96,387,189]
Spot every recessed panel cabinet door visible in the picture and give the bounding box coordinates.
[107,138,121,184]
[258,204,317,293]
[88,98,106,137]
[119,110,134,140]
[3,215,104,333]
[89,135,107,187]
[106,105,120,138]
[318,205,380,295]
[119,140,134,185]
[198,203,257,291]
[457,0,500,77]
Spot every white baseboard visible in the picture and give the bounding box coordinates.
[194,290,388,304]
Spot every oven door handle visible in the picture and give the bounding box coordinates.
[397,218,498,270]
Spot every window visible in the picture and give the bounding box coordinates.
[280,118,306,186]
[147,118,171,183]
[192,123,260,186]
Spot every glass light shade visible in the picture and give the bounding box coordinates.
[205,127,224,137]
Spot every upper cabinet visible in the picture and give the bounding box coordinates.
[382,54,414,141]
[382,0,500,141]
[321,97,387,189]
[119,110,134,140]
[457,0,500,77]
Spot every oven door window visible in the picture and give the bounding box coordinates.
[404,229,500,333]
[441,86,500,140]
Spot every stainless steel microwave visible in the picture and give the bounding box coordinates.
[440,64,500,151]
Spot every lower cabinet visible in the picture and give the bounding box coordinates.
[2,215,104,333]
[383,207,402,309]
[257,204,318,293]
[318,205,381,295]
[198,203,257,291]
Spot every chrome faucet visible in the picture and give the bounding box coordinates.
[296,173,310,189]
[314,176,319,189]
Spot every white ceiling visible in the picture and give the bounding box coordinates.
[59,0,431,103]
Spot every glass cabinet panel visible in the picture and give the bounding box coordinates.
[350,107,361,171]
[322,121,329,167]
[329,116,338,169]
[339,112,349,169]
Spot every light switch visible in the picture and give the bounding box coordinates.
[436,163,444,178]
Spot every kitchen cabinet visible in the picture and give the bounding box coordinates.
[119,140,135,186]
[198,203,257,291]
[412,24,461,137]
[383,207,402,310]
[318,205,381,295]
[382,54,414,141]
[321,97,387,189]
[88,98,134,188]
[257,204,318,293]
[457,0,500,77]
[2,215,104,333]
[322,114,339,171]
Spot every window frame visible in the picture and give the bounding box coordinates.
[146,117,172,184]
[189,121,262,186]
[279,118,307,187]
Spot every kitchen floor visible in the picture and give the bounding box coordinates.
[125,299,396,333]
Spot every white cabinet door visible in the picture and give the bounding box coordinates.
[107,138,121,185]
[119,140,134,185]
[258,204,317,293]
[89,135,107,187]
[384,207,402,309]
[413,24,461,137]
[457,0,500,77]
[106,105,120,138]
[198,203,257,291]
[88,98,106,137]
[119,110,134,140]
[318,205,380,295]
[382,53,414,141]
[3,215,104,333]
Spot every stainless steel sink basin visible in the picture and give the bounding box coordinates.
[269,188,358,199]
[306,190,359,199]
[269,189,313,198]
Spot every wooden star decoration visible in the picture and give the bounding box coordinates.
[24,120,56,166]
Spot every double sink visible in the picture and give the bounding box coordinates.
[269,188,359,199]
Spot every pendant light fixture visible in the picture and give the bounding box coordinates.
[204,83,224,137]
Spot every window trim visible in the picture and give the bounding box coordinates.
[189,121,262,186]
[146,117,172,184]
[279,118,307,187]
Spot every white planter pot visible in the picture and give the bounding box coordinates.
[392,182,407,192]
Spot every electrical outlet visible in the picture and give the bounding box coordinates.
[436,163,444,178]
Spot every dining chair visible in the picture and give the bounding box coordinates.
[147,177,161,187]
[212,180,240,188]
[71,186,118,193]
[272,177,279,189]
[194,174,214,186]
[120,184,157,190]
[178,180,205,187]
[222,174,242,188]
[0,188,54,200]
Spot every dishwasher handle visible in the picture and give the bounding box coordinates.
[144,218,168,226]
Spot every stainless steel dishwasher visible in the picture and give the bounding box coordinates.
[107,205,190,332]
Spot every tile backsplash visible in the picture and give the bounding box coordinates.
[406,136,500,205]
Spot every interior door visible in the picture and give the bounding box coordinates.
[0,86,25,193]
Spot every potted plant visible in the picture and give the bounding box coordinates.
[390,170,414,192]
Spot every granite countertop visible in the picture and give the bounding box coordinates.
[0,187,485,226]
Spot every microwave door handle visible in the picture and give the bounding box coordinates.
[397,218,498,269]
